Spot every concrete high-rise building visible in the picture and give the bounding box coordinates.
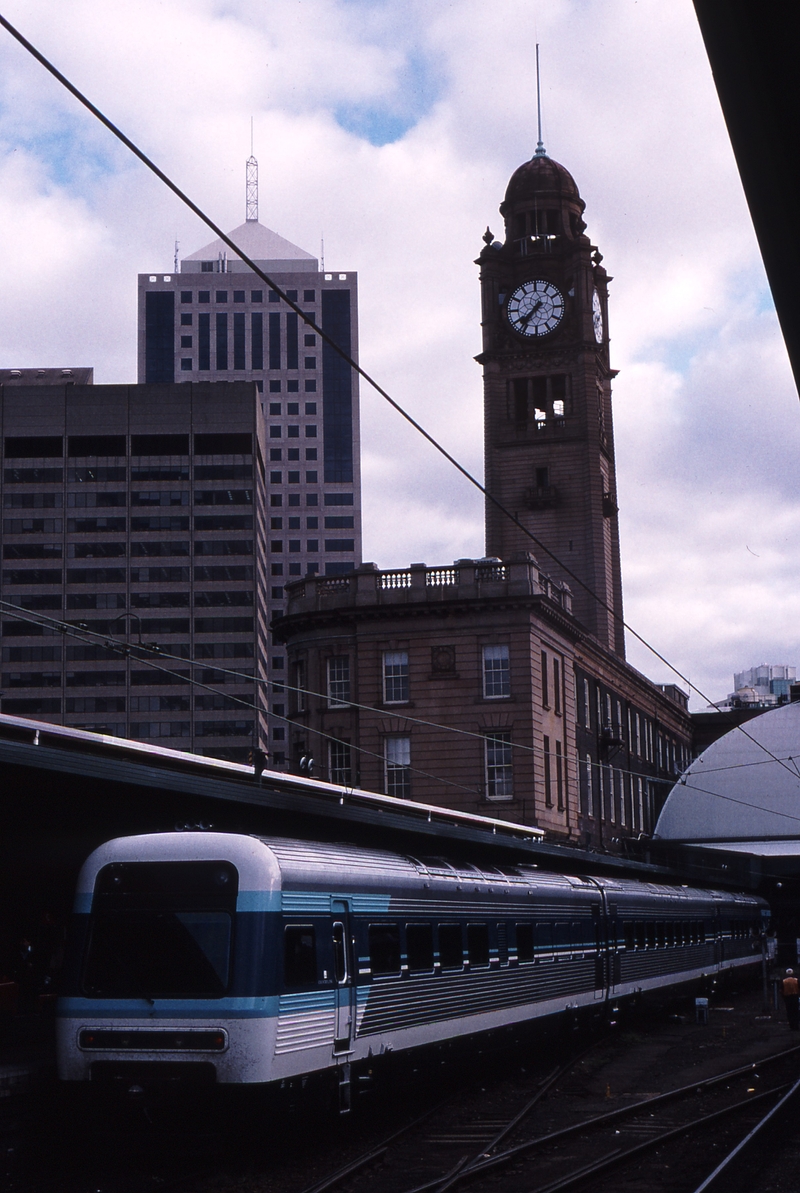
[137,162,363,762]
[0,371,268,762]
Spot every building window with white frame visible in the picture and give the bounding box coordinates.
[583,678,591,729]
[482,644,510,699]
[382,651,409,704]
[328,738,352,786]
[484,731,513,799]
[384,735,411,799]
[585,753,595,818]
[327,656,350,706]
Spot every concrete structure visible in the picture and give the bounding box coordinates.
[137,172,363,602]
[0,378,268,762]
[274,556,691,846]
[137,171,363,762]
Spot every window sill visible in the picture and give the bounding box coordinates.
[376,700,415,709]
[474,695,516,704]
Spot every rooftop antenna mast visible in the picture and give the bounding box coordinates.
[246,117,258,222]
[534,43,547,157]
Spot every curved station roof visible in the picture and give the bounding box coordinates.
[656,703,800,873]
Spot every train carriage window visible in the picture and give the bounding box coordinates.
[369,924,401,976]
[635,922,646,950]
[646,922,656,949]
[554,922,571,959]
[623,922,635,951]
[284,925,317,987]
[535,921,554,962]
[656,922,666,949]
[571,922,586,960]
[438,923,464,969]
[516,923,534,963]
[406,923,434,972]
[467,923,490,967]
[665,922,675,948]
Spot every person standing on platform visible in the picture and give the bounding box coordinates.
[781,968,799,1030]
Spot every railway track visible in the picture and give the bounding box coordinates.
[7,990,800,1193]
[295,1037,800,1193]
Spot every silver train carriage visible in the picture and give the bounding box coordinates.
[57,832,767,1093]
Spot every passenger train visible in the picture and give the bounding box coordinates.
[57,832,766,1104]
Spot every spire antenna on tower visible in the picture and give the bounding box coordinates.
[246,119,258,222]
[534,43,547,157]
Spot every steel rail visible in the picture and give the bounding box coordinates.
[691,1071,800,1193]
[397,1040,800,1193]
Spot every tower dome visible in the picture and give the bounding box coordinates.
[502,154,583,208]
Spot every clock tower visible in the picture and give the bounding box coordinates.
[477,148,625,657]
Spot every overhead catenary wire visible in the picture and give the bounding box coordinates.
[0,599,489,798]
[0,12,795,795]
[0,596,771,795]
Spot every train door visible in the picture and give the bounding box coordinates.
[592,903,606,999]
[331,900,353,1053]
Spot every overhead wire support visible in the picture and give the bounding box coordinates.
[0,13,795,793]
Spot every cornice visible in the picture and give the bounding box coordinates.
[272,592,584,646]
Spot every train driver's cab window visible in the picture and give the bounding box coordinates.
[535,921,554,962]
[467,923,490,967]
[284,925,317,987]
[516,923,534,963]
[406,923,434,972]
[438,923,464,969]
[368,924,401,976]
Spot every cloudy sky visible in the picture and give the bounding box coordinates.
[0,0,797,710]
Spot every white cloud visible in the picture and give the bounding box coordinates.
[0,0,797,711]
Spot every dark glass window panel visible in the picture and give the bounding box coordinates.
[324,493,354,505]
[131,434,189,456]
[535,922,554,962]
[269,312,281,369]
[467,923,490,967]
[193,433,251,456]
[68,435,126,457]
[251,291,263,303]
[368,924,401,976]
[438,923,463,969]
[286,312,299,369]
[516,923,534,962]
[283,925,317,987]
[406,923,434,971]
[251,312,263,370]
[287,379,299,392]
[233,290,245,303]
[4,436,63,459]
[233,312,246,369]
[144,290,174,384]
[83,910,232,998]
[216,291,228,303]
[198,312,210,370]
[216,313,228,370]
[180,291,192,303]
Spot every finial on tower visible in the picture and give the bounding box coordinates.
[534,43,547,158]
[246,119,258,222]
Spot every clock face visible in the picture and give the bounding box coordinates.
[506,280,564,337]
[592,288,603,343]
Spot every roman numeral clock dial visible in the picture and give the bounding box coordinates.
[506,279,564,337]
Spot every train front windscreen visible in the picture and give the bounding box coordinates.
[82,860,238,1000]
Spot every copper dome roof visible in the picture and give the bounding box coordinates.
[503,155,583,208]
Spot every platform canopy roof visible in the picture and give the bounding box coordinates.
[656,702,800,846]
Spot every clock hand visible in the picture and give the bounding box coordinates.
[520,300,542,327]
